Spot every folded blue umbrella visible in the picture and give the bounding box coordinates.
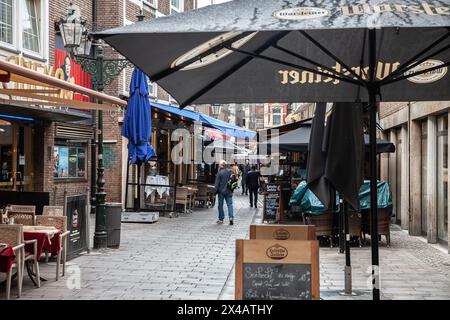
[122,68,156,164]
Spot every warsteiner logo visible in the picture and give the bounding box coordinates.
[266,244,288,259]
[405,60,447,84]
[273,7,330,20]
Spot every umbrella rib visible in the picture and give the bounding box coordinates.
[381,61,450,86]
[272,44,366,86]
[150,32,255,82]
[378,44,450,86]
[298,30,366,84]
[379,31,450,85]
[179,31,291,108]
[226,46,362,86]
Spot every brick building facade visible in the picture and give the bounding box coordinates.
[0,0,195,208]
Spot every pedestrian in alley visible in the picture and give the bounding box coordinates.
[246,165,260,208]
[214,160,235,225]
[239,159,250,196]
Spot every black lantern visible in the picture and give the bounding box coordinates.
[58,3,87,51]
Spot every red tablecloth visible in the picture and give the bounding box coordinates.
[24,231,61,259]
[0,246,16,273]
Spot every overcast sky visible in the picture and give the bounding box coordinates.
[197,0,232,8]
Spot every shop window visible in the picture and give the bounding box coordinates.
[54,141,87,179]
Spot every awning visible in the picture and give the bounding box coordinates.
[200,113,256,140]
[150,102,256,139]
[0,59,126,112]
[0,102,91,122]
[260,120,395,154]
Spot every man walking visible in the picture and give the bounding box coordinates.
[239,159,250,195]
[246,165,260,208]
[214,160,234,225]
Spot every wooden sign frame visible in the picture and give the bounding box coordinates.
[249,224,316,241]
[235,240,320,300]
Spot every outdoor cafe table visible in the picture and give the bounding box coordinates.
[0,243,16,274]
[23,226,61,259]
[23,226,61,285]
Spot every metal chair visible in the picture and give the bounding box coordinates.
[35,216,70,280]
[0,224,24,300]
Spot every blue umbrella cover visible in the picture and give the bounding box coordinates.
[122,68,156,164]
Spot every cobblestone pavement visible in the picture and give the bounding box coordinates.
[319,224,450,300]
[2,194,257,300]
[2,194,450,300]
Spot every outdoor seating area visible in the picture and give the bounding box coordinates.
[290,180,393,248]
[0,205,70,300]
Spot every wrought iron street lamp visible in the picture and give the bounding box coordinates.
[59,3,132,249]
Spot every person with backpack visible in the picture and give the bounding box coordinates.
[214,160,236,225]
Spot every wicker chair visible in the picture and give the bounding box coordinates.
[305,212,335,248]
[175,187,190,214]
[0,225,24,300]
[7,205,36,226]
[43,206,64,217]
[194,184,209,208]
[35,216,70,280]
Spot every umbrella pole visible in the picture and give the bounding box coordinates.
[339,198,345,254]
[340,200,356,296]
[368,28,381,301]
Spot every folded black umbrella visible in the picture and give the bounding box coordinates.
[306,103,336,209]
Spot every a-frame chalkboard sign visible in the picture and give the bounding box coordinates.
[235,240,319,300]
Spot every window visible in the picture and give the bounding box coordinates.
[54,142,87,179]
[148,80,157,98]
[272,107,282,126]
[0,0,43,55]
[21,0,40,53]
[170,0,183,13]
[0,0,13,45]
[144,0,158,9]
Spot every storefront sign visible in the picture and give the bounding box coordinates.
[235,240,320,300]
[3,49,92,105]
[249,224,316,241]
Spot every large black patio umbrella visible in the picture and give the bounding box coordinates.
[97,0,450,300]
[260,121,396,153]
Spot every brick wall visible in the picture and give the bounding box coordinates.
[379,102,408,119]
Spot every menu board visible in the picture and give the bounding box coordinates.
[264,184,280,220]
[235,240,320,300]
[242,263,311,300]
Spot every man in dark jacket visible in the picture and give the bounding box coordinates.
[246,166,260,208]
[214,160,234,225]
[239,160,250,195]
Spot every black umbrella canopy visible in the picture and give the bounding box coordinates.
[97,0,450,106]
[261,123,395,153]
